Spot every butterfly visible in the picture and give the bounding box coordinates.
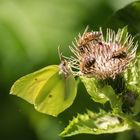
[10,64,77,117]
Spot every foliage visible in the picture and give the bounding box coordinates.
[60,110,131,136]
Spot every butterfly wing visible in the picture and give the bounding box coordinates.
[35,72,77,116]
[10,65,77,116]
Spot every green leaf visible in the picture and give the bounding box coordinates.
[124,58,140,94]
[80,76,122,112]
[80,76,109,104]
[106,1,140,51]
[130,121,140,131]
[10,65,77,116]
[122,56,140,115]
[102,85,121,111]
[132,95,140,115]
[60,110,131,137]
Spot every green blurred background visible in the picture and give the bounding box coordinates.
[0,0,138,140]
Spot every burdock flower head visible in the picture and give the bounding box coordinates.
[65,27,138,80]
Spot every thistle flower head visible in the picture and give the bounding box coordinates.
[64,27,138,80]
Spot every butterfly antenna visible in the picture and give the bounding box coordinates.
[58,46,64,61]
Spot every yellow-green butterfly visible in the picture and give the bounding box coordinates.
[10,65,77,117]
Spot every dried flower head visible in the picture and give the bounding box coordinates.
[63,27,138,80]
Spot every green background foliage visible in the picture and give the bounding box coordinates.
[0,0,139,140]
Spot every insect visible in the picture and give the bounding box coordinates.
[10,64,77,117]
[10,47,77,117]
[80,55,96,73]
[112,47,127,59]
[59,59,69,77]
[58,47,70,77]
[77,31,102,54]
[78,31,102,46]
